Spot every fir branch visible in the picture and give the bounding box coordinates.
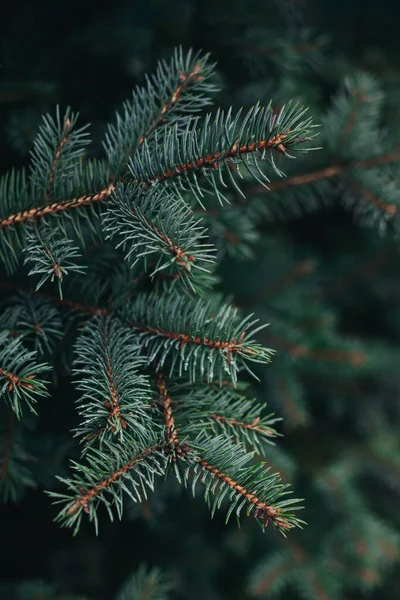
[30,106,91,204]
[184,435,304,533]
[46,116,71,201]
[343,175,397,216]
[73,316,153,447]
[0,294,63,356]
[105,47,218,179]
[264,333,366,365]
[50,439,165,533]
[0,280,109,317]
[168,384,280,452]
[24,222,86,299]
[248,151,400,215]
[129,102,316,205]
[0,331,50,418]
[103,183,216,293]
[209,413,277,442]
[0,183,115,230]
[120,292,274,384]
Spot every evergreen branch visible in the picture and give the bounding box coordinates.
[120,292,274,383]
[209,413,277,441]
[0,280,109,317]
[50,439,165,533]
[105,47,217,179]
[3,149,395,232]
[168,384,279,452]
[103,184,216,293]
[46,116,71,201]
[30,106,91,204]
[184,436,303,533]
[130,102,317,204]
[264,333,366,365]
[0,183,114,230]
[0,103,315,230]
[52,297,110,317]
[0,294,63,356]
[0,331,50,418]
[73,316,153,447]
[323,72,383,159]
[248,151,400,214]
[343,175,397,216]
[24,222,86,299]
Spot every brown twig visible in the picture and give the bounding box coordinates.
[129,323,253,363]
[145,132,292,185]
[248,151,400,211]
[344,176,397,215]
[156,373,180,450]
[209,413,275,437]
[104,357,127,432]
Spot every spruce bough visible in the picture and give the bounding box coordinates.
[0,48,318,534]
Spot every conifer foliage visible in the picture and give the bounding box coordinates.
[0,49,318,535]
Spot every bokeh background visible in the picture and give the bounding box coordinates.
[1,1,400,598]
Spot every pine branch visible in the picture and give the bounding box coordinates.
[0,103,316,233]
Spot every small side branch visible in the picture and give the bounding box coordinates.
[66,444,161,516]
[138,62,205,146]
[46,118,71,202]
[145,133,293,186]
[156,373,179,448]
[209,413,276,437]
[131,323,254,363]
[196,457,292,530]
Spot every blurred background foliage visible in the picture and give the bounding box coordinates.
[1,0,400,598]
